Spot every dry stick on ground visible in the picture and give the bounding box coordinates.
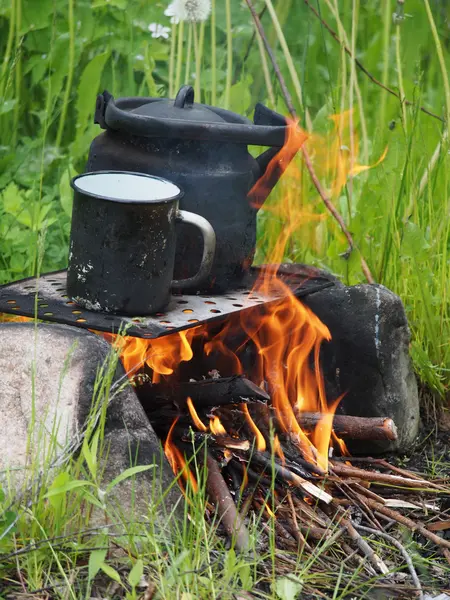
[245,0,374,283]
[339,496,450,551]
[205,454,250,552]
[334,507,390,576]
[330,462,448,491]
[353,524,424,600]
[302,0,445,124]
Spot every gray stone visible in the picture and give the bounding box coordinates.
[0,322,181,522]
[302,280,420,453]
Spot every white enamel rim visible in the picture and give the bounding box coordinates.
[71,171,183,204]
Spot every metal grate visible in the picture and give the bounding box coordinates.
[0,268,334,339]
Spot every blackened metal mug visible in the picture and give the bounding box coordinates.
[67,171,216,315]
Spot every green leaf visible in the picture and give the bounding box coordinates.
[59,167,77,217]
[76,51,110,138]
[105,465,155,494]
[92,0,127,7]
[401,221,430,261]
[100,561,122,584]
[44,479,95,498]
[274,576,303,600]
[47,472,70,511]
[20,0,54,34]
[0,100,17,116]
[82,429,100,480]
[128,559,144,588]
[238,563,252,590]
[2,183,24,215]
[81,489,105,510]
[89,548,107,581]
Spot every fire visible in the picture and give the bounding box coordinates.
[105,108,385,476]
[164,417,198,493]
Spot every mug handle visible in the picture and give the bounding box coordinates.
[171,210,216,290]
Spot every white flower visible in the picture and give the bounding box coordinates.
[164,2,180,24]
[165,0,211,23]
[148,22,171,39]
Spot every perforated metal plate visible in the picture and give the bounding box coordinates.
[0,268,334,339]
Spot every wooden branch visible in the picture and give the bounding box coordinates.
[205,454,250,552]
[330,462,445,490]
[294,412,398,441]
[245,0,375,283]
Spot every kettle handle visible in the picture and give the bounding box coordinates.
[174,85,194,109]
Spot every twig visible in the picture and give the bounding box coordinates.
[331,462,447,491]
[206,454,250,552]
[336,510,390,576]
[340,496,450,551]
[354,524,424,600]
[303,0,445,124]
[244,451,333,503]
[245,0,374,283]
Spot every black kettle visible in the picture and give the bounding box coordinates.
[86,85,290,293]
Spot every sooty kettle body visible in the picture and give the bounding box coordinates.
[86,85,290,293]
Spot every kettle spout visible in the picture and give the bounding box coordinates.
[250,147,283,209]
[249,103,299,209]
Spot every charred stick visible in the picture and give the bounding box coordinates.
[205,454,250,552]
[147,375,269,408]
[293,412,398,441]
[245,452,332,504]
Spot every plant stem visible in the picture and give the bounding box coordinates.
[423,0,450,124]
[175,19,184,93]
[168,22,177,97]
[224,0,232,109]
[255,27,275,107]
[264,0,303,112]
[379,0,392,130]
[0,0,16,102]
[55,0,75,147]
[12,0,22,147]
[211,0,216,104]
[193,23,202,100]
[184,22,193,85]
[395,18,407,132]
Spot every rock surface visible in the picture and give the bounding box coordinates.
[301,278,420,453]
[0,322,181,522]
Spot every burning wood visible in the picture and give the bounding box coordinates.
[146,375,270,408]
[294,412,398,441]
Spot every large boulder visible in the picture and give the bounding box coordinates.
[0,322,181,523]
[301,279,420,453]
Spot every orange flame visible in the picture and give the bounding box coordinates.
[164,417,198,492]
[242,404,266,452]
[209,415,227,436]
[186,397,208,432]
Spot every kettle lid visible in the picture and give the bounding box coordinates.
[95,86,288,146]
[132,86,235,126]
